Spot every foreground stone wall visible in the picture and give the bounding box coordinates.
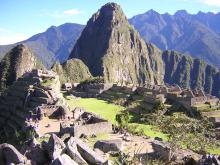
[73,121,112,137]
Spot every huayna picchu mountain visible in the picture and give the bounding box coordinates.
[0,44,44,91]
[69,3,164,85]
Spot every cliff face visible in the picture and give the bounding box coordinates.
[52,59,92,84]
[0,44,44,91]
[69,3,164,85]
[162,50,220,98]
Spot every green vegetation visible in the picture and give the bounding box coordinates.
[52,59,92,84]
[127,124,167,140]
[80,76,104,85]
[0,44,44,92]
[163,50,220,98]
[37,136,50,144]
[65,96,166,139]
[116,111,130,128]
[40,78,54,87]
[66,97,124,124]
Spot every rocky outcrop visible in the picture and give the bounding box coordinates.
[0,44,44,91]
[69,137,107,164]
[162,50,220,98]
[0,143,29,165]
[45,134,66,160]
[52,59,92,84]
[94,139,123,153]
[51,154,78,165]
[66,137,88,165]
[69,3,164,85]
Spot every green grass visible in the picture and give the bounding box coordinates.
[127,123,168,140]
[65,96,167,140]
[66,97,124,124]
[207,148,220,155]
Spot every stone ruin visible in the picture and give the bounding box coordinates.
[62,83,72,91]
[136,84,220,110]
[71,82,114,98]
[60,108,112,137]
[0,69,69,140]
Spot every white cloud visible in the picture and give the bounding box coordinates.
[39,9,83,18]
[0,29,29,45]
[63,9,82,15]
[201,0,220,7]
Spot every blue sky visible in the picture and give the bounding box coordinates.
[0,0,220,45]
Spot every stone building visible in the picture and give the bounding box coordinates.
[60,112,112,137]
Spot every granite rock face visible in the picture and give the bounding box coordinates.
[0,143,28,165]
[45,134,66,160]
[69,3,164,85]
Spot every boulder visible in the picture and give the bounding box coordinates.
[46,134,66,160]
[94,139,123,153]
[34,89,49,98]
[26,145,48,165]
[151,140,170,161]
[71,137,107,164]
[66,137,88,165]
[0,143,28,164]
[51,154,78,165]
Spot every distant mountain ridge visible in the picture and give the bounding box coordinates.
[0,10,220,69]
[129,10,220,68]
[0,23,84,68]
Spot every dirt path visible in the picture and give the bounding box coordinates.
[37,117,61,135]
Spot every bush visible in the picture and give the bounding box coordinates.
[116,111,129,129]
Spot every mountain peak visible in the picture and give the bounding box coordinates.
[69,3,164,85]
[146,9,159,15]
[175,10,189,17]
[89,2,127,27]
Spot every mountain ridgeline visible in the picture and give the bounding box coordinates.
[69,3,164,85]
[0,3,220,98]
[129,10,220,68]
[0,23,84,68]
[163,51,220,98]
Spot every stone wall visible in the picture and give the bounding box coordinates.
[60,112,112,137]
[144,93,166,104]
[73,121,112,137]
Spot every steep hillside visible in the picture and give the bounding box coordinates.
[162,50,220,98]
[69,3,164,85]
[0,23,84,68]
[52,59,92,84]
[129,10,220,68]
[0,44,44,91]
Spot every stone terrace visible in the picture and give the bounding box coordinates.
[0,69,68,139]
